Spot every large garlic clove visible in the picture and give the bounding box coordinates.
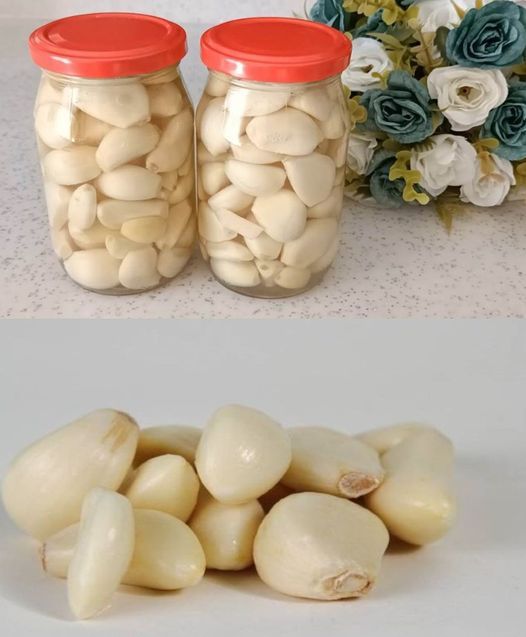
[64,249,121,290]
[281,427,384,498]
[356,422,433,455]
[281,218,338,269]
[96,166,162,201]
[246,108,323,156]
[43,509,206,591]
[231,135,281,165]
[120,216,167,244]
[97,198,168,230]
[95,124,160,172]
[205,240,254,262]
[135,425,202,465]
[157,247,192,278]
[210,258,260,288]
[199,97,231,156]
[146,108,193,173]
[253,492,389,600]
[1,410,138,540]
[208,185,254,212]
[118,246,161,290]
[225,87,290,117]
[198,203,237,242]
[252,190,307,242]
[189,491,264,570]
[43,146,100,185]
[274,266,311,290]
[224,160,286,197]
[68,184,97,230]
[195,404,291,505]
[125,454,199,521]
[364,429,456,545]
[147,82,183,117]
[65,82,150,128]
[288,87,332,121]
[67,488,134,620]
[283,153,336,207]
[35,102,78,149]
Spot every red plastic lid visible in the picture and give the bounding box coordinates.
[29,13,187,78]
[201,17,352,83]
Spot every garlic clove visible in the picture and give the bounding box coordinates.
[201,161,229,196]
[284,153,336,207]
[281,427,384,497]
[97,198,168,230]
[96,166,162,201]
[198,202,237,243]
[146,108,193,173]
[189,491,264,570]
[68,184,97,230]
[254,259,284,287]
[208,185,254,213]
[225,87,290,117]
[106,234,143,259]
[274,266,311,290]
[199,97,231,156]
[205,73,230,97]
[288,87,332,121]
[281,218,338,269]
[43,146,100,186]
[168,172,194,205]
[251,190,307,243]
[357,422,433,455]
[95,124,160,172]
[231,135,282,165]
[135,425,202,465]
[155,200,193,250]
[147,82,184,117]
[307,186,343,219]
[120,216,167,244]
[214,208,263,240]
[157,247,192,278]
[67,488,135,620]
[205,240,254,262]
[253,492,389,600]
[64,249,121,290]
[35,102,78,149]
[245,232,282,261]
[224,160,286,197]
[246,108,323,156]
[195,404,292,504]
[309,235,339,274]
[125,454,200,522]
[118,246,161,290]
[210,258,261,288]
[44,181,72,230]
[1,409,138,540]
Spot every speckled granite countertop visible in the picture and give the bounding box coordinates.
[1,17,525,318]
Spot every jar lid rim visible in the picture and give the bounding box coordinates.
[29,13,187,79]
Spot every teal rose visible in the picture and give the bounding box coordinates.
[482,82,526,161]
[360,71,440,144]
[446,1,526,68]
[366,150,405,208]
[352,11,388,38]
[309,0,353,32]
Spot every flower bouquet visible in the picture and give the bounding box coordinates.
[306,0,526,227]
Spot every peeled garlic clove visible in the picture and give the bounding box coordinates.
[321,104,347,139]
[208,185,254,212]
[68,184,97,230]
[253,492,389,600]
[310,235,339,274]
[281,427,384,497]
[75,113,112,144]
[65,82,149,128]
[231,135,281,165]
[259,483,294,513]
[254,259,284,286]
[281,218,338,268]
[215,208,263,240]
[95,124,160,172]
[364,430,456,545]
[67,488,134,620]
[157,247,191,278]
[43,146,100,185]
[178,151,194,177]
[252,190,307,242]
[146,108,193,173]
[121,216,167,243]
[96,166,162,201]
[357,422,433,455]
[1,409,138,540]
[307,186,343,219]
[197,141,229,164]
[44,181,72,229]
[210,258,260,288]
[328,135,348,168]
[189,491,264,570]
[118,246,161,289]
[155,200,193,249]
[97,199,168,229]
[35,102,77,149]
[177,215,197,249]
[52,225,76,260]
[125,455,199,521]
[284,153,336,207]
[168,172,194,205]
[205,73,230,97]
[224,159,285,197]
[106,234,143,259]
[195,404,292,504]
[289,87,332,121]
[245,232,282,261]
[147,82,183,117]
[43,509,206,591]
[201,162,229,196]
[246,108,322,156]
[64,249,121,290]
[223,111,250,145]
[225,87,290,117]
[199,98,231,156]
[135,425,202,465]
[69,220,114,250]
[205,240,253,261]
[198,203,237,242]
[274,266,311,290]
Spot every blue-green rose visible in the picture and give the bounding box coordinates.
[446,1,526,68]
[352,11,388,38]
[482,82,526,161]
[366,150,405,208]
[309,0,353,32]
[360,71,440,144]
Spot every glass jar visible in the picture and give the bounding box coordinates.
[197,18,351,298]
[29,13,195,294]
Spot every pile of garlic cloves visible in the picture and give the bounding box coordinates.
[1,405,456,620]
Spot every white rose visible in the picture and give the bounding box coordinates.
[460,154,516,207]
[341,38,393,93]
[411,134,477,197]
[427,67,508,132]
[347,132,378,175]
[414,0,462,33]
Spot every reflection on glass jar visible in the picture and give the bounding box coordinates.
[29,14,196,294]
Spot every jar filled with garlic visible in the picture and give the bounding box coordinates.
[29,13,196,294]
[197,18,351,298]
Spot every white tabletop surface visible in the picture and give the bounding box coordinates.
[1,8,525,318]
[0,319,525,635]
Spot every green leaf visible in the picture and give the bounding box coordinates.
[434,27,450,62]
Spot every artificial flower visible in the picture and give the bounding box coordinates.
[481,82,526,160]
[347,131,379,174]
[413,0,463,33]
[309,0,353,31]
[352,10,388,38]
[366,150,405,208]
[342,37,394,93]
[460,153,516,206]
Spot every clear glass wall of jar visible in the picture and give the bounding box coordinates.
[29,14,196,294]
[197,18,352,298]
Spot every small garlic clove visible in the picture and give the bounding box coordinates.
[245,232,282,261]
[120,216,167,244]
[155,200,193,250]
[189,491,264,570]
[157,247,192,279]
[199,97,231,156]
[254,259,284,287]
[198,202,237,242]
[231,135,282,165]
[195,404,292,505]
[364,429,456,545]
[200,162,229,196]
[168,172,194,205]
[288,87,332,121]
[253,492,389,600]
[1,409,138,540]
[281,427,384,498]
[67,488,134,620]
[135,425,202,465]
[68,183,97,230]
[214,208,263,240]
[97,199,168,230]
[118,246,161,290]
[356,422,433,455]
[210,258,261,288]
[274,266,311,290]
[44,181,72,230]
[146,108,193,173]
[125,454,200,522]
